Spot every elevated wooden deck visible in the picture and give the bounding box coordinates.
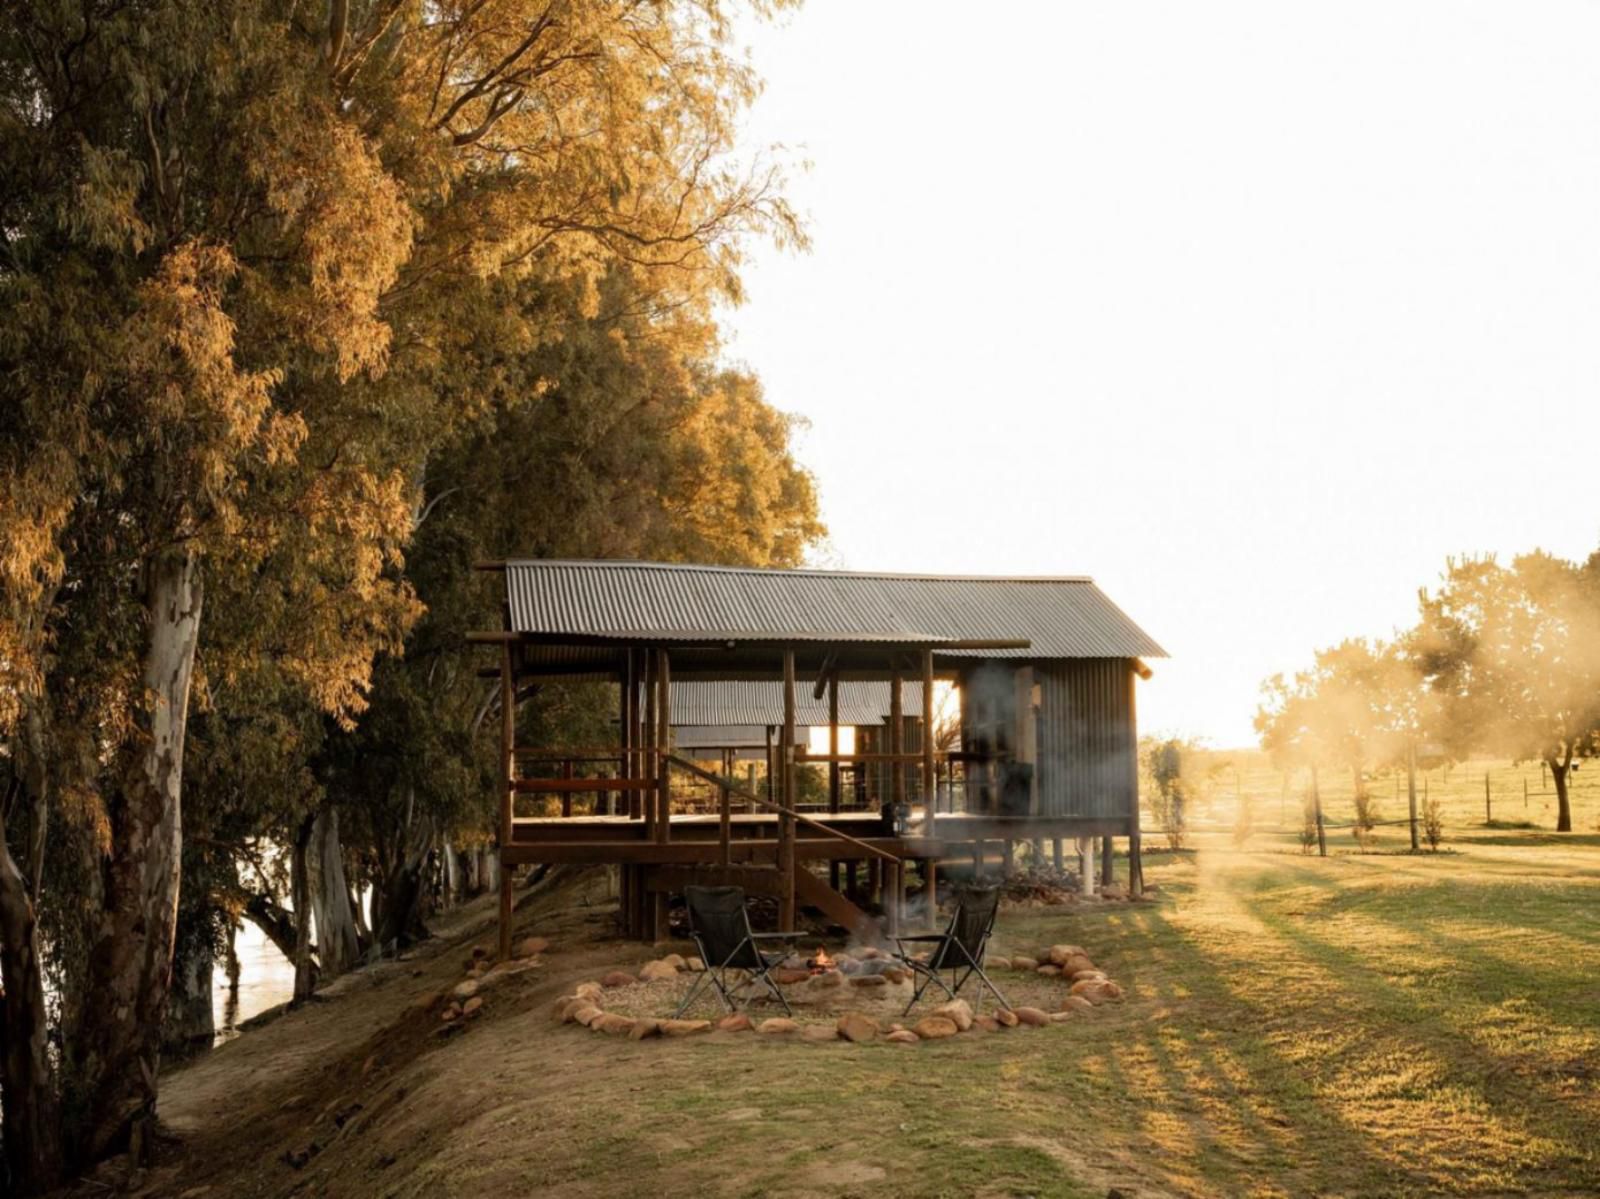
[503,810,1134,865]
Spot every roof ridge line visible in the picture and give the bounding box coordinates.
[504,558,1096,584]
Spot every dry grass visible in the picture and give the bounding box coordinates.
[154,824,1600,1199]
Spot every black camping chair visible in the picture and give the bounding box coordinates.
[892,884,1011,1016]
[674,885,801,1017]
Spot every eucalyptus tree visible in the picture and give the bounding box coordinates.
[0,0,801,1185]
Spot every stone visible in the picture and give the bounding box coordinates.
[1070,969,1107,984]
[1046,944,1088,966]
[514,935,551,958]
[1060,995,1095,1014]
[932,999,974,1031]
[659,1018,712,1036]
[472,944,490,960]
[807,970,845,989]
[802,1024,838,1042]
[574,982,603,1000]
[551,996,580,1022]
[412,990,441,1014]
[451,978,479,1001]
[661,953,688,971]
[858,945,886,959]
[601,970,637,988]
[639,960,679,983]
[686,956,706,972]
[848,974,887,988]
[770,968,811,986]
[1101,883,1128,899]
[885,1029,920,1044]
[1014,1006,1050,1027]
[629,1019,661,1040]
[836,1012,880,1043]
[912,1016,959,1040]
[571,1004,604,1027]
[717,1013,754,1032]
[881,967,911,985]
[986,956,1011,970]
[439,1003,461,1023]
[480,958,538,986]
[994,1008,1020,1027]
[595,1013,636,1036]
[1010,955,1039,971]
[1036,964,1062,977]
[1070,979,1124,1004]
[973,1015,1001,1032]
[1048,1011,1075,1024]
[757,1018,799,1035]
[462,996,484,1018]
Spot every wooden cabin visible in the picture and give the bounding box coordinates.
[472,559,1164,953]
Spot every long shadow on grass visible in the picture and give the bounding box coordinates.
[1055,899,1412,1194]
[1239,865,1600,1187]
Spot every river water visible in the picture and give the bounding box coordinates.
[213,920,295,1043]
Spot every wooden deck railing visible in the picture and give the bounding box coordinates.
[665,753,901,869]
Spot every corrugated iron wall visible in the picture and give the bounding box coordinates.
[1036,659,1138,820]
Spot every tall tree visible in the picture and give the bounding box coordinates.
[0,0,801,1185]
[1413,553,1600,832]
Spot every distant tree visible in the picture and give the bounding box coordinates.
[1413,553,1600,833]
[1141,738,1192,850]
[1257,637,1435,850]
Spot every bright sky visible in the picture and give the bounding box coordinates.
[720,1,1600,748]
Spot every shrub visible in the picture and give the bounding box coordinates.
[1352,790,1380,852]
[1300,796,1320,854]
[1424,798,1445,849]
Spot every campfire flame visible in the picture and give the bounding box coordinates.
[808,947,835,974]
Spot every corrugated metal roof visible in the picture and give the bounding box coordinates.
[504,560,1164,659]
[669,680,927,727]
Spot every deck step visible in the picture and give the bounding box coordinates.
[793,867,879,942]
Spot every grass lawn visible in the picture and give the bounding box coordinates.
[160,818,1600,1199]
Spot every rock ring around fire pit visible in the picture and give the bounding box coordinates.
[547,942,1125,1045]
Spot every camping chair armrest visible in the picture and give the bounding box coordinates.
[748,931,802,941]
[893,934,944,943]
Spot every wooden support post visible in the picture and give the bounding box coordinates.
[653,649,670,942]
[1312,762,1327,857]
[719,748,732,867]
[498,642,515,961]
[890,669,905,815]
[780,651,798,931]
[641,649,655,827]
[1002,838,1014,876]
[1052,837,1064,873]
[921,647,935,831]
[656,648,671,844]
[1078,837,1095,896]
[1128,829,1144,896]
[765,725,775,809]
[1407,741,1420,851]
[1100,835,1114,888]
[922,858,937,921]
[620,651,636,818]
[829,673,841,890]
[1485,770,1492,824]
